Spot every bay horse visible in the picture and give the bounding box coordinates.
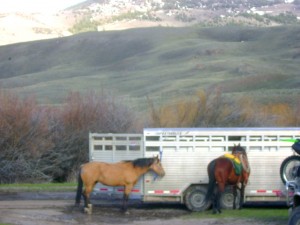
[205,144,250,214]
[75,156,165,214]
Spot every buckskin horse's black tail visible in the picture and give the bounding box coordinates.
[75,168,83,206]
[205,160,216,202]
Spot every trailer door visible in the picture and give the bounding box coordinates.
[89,133,143,199]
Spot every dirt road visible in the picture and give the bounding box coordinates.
[0,192,287,225]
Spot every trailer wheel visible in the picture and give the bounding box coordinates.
[288,206,300,225]
[280,156,300,185]
[184,186,210,212]
[220,186,241,209]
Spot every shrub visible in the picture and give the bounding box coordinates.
[0,91,52,183]
[147,88,300,127]
[0,90,137,183]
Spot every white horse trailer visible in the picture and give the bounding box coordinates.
[89,127,300,211]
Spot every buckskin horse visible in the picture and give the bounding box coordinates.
[205,144,250,214]
[75,156,165,214]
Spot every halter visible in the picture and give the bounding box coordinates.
[233,145,250,173]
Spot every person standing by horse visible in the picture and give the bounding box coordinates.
[205,144,250,214]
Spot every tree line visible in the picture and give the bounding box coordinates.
[0,91,136,183]
[0,88,299,183]
[148,89,300,127]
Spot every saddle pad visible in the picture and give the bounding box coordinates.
[222,153,242,175]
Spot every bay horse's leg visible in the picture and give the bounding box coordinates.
[216,191,222,214]
[212,194,218,214]
[212,184,222,214]
[216,183,225,214]
[213,191,221,214]
[239,183,245,210]
[233,185,237,209]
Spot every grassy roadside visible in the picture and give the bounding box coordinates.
[0,182,77,192]
[184,208,289,223]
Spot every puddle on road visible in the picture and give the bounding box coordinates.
[61,203,190,224]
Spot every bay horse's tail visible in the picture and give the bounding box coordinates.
[75,167,83,206]
[205,160,216,202]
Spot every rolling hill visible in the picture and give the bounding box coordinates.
[0,25,299,111]
[1,0,300,46]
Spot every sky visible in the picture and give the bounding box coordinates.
[0,0,86,13]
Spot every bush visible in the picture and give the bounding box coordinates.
[147,88,300,127]
[0,91,137,183]
[39,91,137,182]
[69,16,98,34]
[0,91,52,183]
[1,88,299,184]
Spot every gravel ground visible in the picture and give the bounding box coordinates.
[0,192,288,225]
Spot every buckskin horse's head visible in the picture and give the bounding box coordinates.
[150,155,165,177]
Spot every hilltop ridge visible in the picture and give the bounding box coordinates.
[1,0,300,46]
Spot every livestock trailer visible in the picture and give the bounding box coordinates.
[89,127,300,211]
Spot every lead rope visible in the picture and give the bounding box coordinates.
[159,146,163,162]
[154,147,163,181]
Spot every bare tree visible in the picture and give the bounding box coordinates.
[39,91,137,182]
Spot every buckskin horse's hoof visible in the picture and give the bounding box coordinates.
[120,208,130,215]
[84,204,93,215]
[84,207,90,214]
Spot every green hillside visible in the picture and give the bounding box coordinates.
[0,25,299,111]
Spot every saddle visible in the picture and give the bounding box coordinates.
[222,153,243,175]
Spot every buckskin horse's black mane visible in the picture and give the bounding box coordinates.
[124,157,156,168]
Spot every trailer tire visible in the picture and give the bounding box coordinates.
[184,186,210,212]
[220,186,241,209]
[280,156,300,185]
[288,206,300,225]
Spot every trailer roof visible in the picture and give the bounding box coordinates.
[144,127,300,133]
[144,127,300,134]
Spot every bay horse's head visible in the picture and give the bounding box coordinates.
[232,144,250,174]
[150,155,166,177]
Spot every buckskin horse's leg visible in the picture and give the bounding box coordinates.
[83,186,93,214]
[82,192,89,214]
[122,193,129,214]
[83,198,93,214]
[121,185,133,214]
